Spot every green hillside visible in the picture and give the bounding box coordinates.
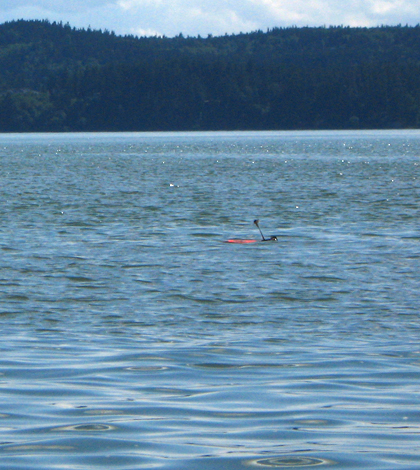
[1,19,420,131]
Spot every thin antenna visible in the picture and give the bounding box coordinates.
[254,219,265,241]
[254,219,278,242]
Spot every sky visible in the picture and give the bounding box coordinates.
[0,0,419,38]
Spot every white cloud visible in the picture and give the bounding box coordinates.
[119,0,164,9]
[117,0,420,36]
[116,0,282,36]
[0,0,419,37]
[245,0,420,27]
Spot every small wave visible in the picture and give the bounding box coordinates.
[51,424,116,432]
[248,456,334,467]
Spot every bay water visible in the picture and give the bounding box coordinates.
[0,130,419,469]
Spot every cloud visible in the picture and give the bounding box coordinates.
[0,0,419,37]
[117,0,420,36]
[115,0,263,36]
[245,0,420,27]
[0,0,126,33]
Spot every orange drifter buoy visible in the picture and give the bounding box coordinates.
[225,239,258,244]
[225,220,277,243]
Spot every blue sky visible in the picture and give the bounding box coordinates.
[0,0,419,37]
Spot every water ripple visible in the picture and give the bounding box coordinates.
[249,456,334,467]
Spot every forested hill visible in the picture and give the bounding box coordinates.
[1,19,420,132]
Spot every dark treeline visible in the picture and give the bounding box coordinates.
[1,19,420,132]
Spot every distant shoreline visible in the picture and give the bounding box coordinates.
[1,20,420,133]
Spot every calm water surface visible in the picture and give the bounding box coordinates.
[0,130,419,469]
